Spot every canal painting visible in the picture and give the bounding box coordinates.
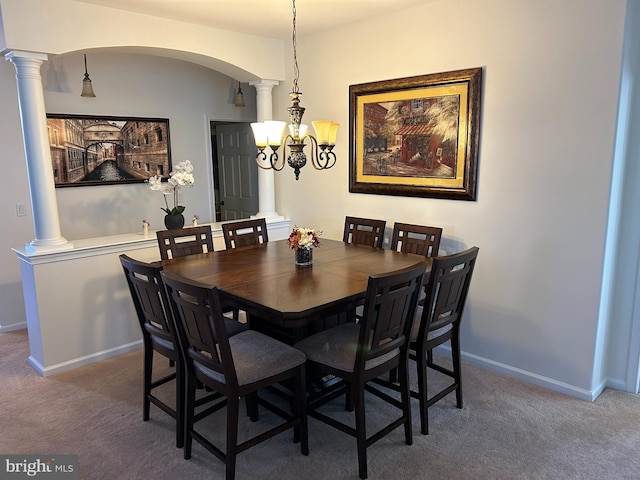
[46,114,171,187]
[349,68,482,201]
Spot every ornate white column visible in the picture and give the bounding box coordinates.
[6,50,72,253]
[250,79,283,220]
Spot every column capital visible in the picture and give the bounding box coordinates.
[249,79,280,91]
[5,50,48,62]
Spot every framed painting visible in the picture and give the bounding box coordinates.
[349,68,482,200]
[46,114,171,187]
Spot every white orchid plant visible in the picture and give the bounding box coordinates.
[148,159,194,216]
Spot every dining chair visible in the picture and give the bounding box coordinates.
[221,218,269,327]
[375,246,479,435]
[295,262,426,479]
[119,254,186,448]
[387,222,443,383]
[390,222,442,257]
[161,270,309,480]
[157,225,244,324]
[221,218,269,249]
[156,225,214,260]
[343,216,387,249]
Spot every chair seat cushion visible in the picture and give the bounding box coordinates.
[295,323,398,373]
[196,330,306,386]
[224,318,249,337]
[410,306,453,342]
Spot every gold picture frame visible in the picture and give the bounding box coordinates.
[349,68,482,200]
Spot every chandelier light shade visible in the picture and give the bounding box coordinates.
[250,0,338,180]
[81,54,96,98]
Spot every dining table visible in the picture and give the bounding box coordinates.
[161,238,431,343]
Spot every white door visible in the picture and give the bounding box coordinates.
[216,123,258,221]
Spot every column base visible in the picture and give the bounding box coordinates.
[25,239,74,254]
[252,212,285,221]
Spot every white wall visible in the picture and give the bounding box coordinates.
[0,0,285,83]
[0,51,258,331]
[0,0,636,399]
[273,0,628,398]
[0,57,33,331]
[44,52,258,239]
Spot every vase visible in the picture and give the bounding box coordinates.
[295,247,313,266]
[164,213,185,230]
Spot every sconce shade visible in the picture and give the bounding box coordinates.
[266,121,286,147]
[250,122,269,147]
[234,83,246,107]
[81,54,96,98]
[289,124,308,138]
[81,77,96,97]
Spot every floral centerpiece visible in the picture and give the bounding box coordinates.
[148,160,194,229]
[288,227,321,266]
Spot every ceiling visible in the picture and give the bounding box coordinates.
[75,0,434,40]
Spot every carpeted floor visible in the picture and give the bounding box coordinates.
[1,329,639,479]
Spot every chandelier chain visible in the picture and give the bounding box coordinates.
[292,0,300,94]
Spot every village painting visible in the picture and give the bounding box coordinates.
[361,94,460,179]
[349,68,481,200]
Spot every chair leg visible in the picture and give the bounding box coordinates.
[399,360,413,446]
[175,360,185,449]
[246,392,259,422]
[346,384,355,412]
[451,335,463,409]
[143,347,152,421]
[416,353,429,435]
[388,366,398,384]
[183,374,196,459]
[354,380,368,480]
[226,395,240,480]
[294,365,309,455]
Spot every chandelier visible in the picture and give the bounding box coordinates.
[250,0,339,180]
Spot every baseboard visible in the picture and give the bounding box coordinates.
[0,322,27,333]
[28,340,143,377]
[433,345,598,402]
[603,377,627,393]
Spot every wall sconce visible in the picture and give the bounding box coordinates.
[234,82,246,107]
[81,54,96,98]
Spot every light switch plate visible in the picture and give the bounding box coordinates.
[16,203,27,217]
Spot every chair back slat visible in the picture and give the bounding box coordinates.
[156,226,214,260]
[419,247,479,338]
[343,216,386,249]
[356,263,426,370]
[222,218,269,249]
[391,222,443,257]
[120,254,176,357]
[161,270,237,387]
